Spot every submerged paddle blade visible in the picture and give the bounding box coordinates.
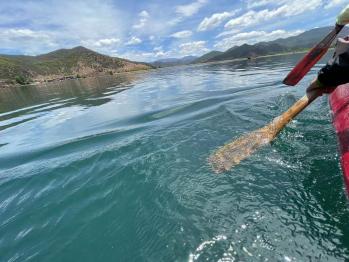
[283,24,344,86]
[208,125,275,173]
[209,94,318,173]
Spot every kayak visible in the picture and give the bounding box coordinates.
[329,83,349,195]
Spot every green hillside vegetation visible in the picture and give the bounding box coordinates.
[195,26,349,64]
[2,26,348,87]
[0,46,153,86]
[205,43,288,62]
[192,51,223,63]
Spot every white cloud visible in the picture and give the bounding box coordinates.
[80,38,121,54]
[325,0,348,9]
[0,28,121,57]
[171,30,193,38]
[176,0,207,17]
[153,46,163,52]
[1,29,50,40]
[131,9,183,38]
[198,11,237,31]
[155,50,171,57]
[133,10,150,29]
[126,36,142,45]
[122,46,172,61]
[179,40,209,55]
[214,29,304,50]
[126,52,154,60]
[93,38,121,47]
[246,0,289,9]
[139,10,150,18]
[0,0,126,55]
[118,50,169,62]
[152,46,172,57]
[0,28,57,55]
[168,0,208,26]
[167,17,184,27]
[0,0,332,61]
[225,0,322,29]
[216,29,241,38]
[133,21,145,29]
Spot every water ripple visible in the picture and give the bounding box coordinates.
[0,55,349,261]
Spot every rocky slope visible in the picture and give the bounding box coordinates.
[0,46,153,86]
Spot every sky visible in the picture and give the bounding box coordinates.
[0,0,348,61]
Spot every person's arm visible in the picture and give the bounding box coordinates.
[318,52,349,87]
[306,78,325,96]
[307,44,349,95]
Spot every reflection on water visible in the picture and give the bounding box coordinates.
[0,73,140,113]
[0,53,349,262]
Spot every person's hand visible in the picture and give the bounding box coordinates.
[306,78,334,97]
[306,78,323,96]
[307,78,319,92]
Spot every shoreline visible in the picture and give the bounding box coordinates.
[0,67,154,89]
[0,49,317,89]
[192,49,310,66]
[148,49,311,70]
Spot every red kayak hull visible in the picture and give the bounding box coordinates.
[329,84,349,195]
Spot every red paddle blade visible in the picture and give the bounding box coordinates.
[283,24,344,86]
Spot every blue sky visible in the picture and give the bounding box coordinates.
[0,0,348,61]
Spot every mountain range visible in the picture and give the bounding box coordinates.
[151,56,198,67]
[1,26,349,87]
[193,26,349,63]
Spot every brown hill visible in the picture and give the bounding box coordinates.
[0,46,153,86]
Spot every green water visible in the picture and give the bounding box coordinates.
[1,54,349,261]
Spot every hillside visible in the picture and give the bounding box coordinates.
[268,26,349,48]
[196,26,349,63]
[206,42,288,62]
[151,56,197,67]
[192,51,223,63]
[0,46,153,86]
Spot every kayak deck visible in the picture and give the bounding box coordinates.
[329,84,349,195]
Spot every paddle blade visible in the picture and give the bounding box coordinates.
[283,24,344,86]
[208,125,274,173]
[208,94,318,173]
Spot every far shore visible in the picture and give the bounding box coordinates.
[0,67,154,89]
[191,49,311,67]
[152,49,312,70]
[0,49,318,89]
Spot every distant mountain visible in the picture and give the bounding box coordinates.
[192,51,223,63]
[206,42,288,62]
[268,26,349,49]
[0,46,153,86]
[196,26,349,63]
[151,56,198,67]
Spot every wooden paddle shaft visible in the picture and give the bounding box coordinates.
[209,91,320,173]
[268,92,320,139]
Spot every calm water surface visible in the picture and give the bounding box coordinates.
[1,54,349,261]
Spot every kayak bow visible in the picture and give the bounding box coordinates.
[329,84,349,195]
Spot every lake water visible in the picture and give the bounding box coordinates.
[1,54,349,261]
